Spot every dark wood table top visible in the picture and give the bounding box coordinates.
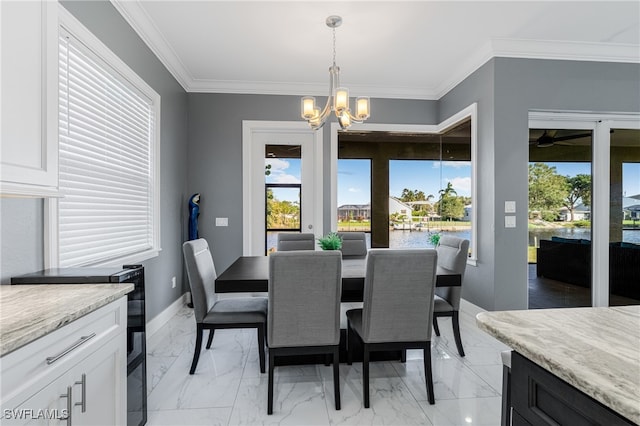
[215,255,461,301]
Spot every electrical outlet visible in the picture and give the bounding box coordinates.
[171,276,176,288]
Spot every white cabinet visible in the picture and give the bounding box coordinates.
[0,0,58,197]
[0,297,127,425]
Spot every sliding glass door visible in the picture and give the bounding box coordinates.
[609,129,640,305]
[528,113,640,308]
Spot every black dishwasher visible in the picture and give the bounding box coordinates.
[12,265,147,426]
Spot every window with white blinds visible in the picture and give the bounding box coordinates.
[53,19,160,267]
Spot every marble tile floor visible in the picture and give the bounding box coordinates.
[145,301,510,426]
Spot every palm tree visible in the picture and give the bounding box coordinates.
[438,182,457,199]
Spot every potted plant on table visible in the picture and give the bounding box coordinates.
[317,232,343,250]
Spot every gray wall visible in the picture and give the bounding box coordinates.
[2,1,638,318]
[187,94,438,273]
[440,60,498,310]
[441,57,640,311]
[0,1,189,322]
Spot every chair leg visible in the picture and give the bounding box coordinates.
[267,350,275,415]
[433,315,441,336]
[423,344,435,405]
[452,311,465,357]
[501,364,511,426]
[347,321,354,365]
[363,344,370,408]
[189,323,204,375]
[333,346,341,411]
[257,324,266,374]
[400,349,407,363]
[206,328,215,349]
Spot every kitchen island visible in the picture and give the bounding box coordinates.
[477,306,640,425]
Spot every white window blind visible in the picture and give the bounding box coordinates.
[57,30,157,267]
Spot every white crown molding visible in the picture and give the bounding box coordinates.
[188,79,438,100]
[110,0,191,91]
[110,2,640,99]
[434,38,640,99]
[491,38,640,64]
[434,40,495,99]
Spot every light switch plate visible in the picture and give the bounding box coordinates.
[215,217,228,226]
[505,201,516,213]
[505,215,516,228]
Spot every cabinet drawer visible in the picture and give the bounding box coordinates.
[0,297,126,409]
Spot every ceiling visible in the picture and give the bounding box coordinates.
[111,1,640,99]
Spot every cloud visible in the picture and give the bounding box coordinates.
[443,161,471,168]
[272,173,301,184]
[348,187,361,193]
[265,158,290,171]
[265,158,301,183]
[432,161,471,169]
[449,176,471,194]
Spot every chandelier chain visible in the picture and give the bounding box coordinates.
[332,27,337,66]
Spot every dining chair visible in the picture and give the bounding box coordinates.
[338,232,368,258]
[182,238,267,375]
[267,250,342,414]
[276,232,315,251]
[433,235,470,357]
[346,248,438,407]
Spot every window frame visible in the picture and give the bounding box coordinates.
[45,5,161,268]
[330,103,478,264]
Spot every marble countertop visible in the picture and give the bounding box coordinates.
[476,306,640,424]
[0,284,133,357]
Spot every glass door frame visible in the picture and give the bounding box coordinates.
[529,111,640,307]
[242,121,323,256]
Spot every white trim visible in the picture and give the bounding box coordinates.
[592,122,611,307]
[146,293,189,339]
[48,5,162,268]
[459,298,486,318]
[331,103,478,262]
[104,3,640,98]
[242,121,323,255]
[109,0,191,91]
[492,38,640,64]
[527,110,640,307]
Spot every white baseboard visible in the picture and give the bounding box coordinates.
[146,293,189,339]
[460,298,486,317]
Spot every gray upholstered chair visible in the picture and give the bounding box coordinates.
[182,239,267,375]
[267,250,342,415]
[338,232,368,258]
[346,248,438,407]
[433,235,470,357]
[275,232,315,251]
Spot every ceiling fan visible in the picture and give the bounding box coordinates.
[530,130,592,148]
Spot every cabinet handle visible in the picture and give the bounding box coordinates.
[60,386,73,426]
[74,373,86,412]
[46,333,96,365]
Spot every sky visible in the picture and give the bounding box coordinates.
[266,158,640,205]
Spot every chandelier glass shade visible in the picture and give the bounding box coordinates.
[301,16,370,130]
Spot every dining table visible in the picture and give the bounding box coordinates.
[215,255,462,302]
[215,254,462,364]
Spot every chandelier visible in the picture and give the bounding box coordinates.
[301,15,370,130]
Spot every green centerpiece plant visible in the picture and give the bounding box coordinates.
[429,232,441,247]
[317,232,343,250]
